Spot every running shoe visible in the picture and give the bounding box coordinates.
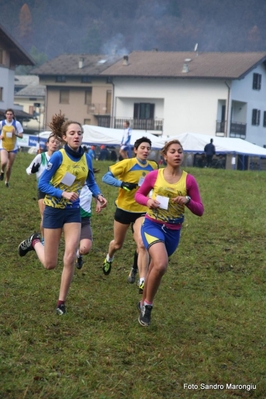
[56,303,66,315]
[102,257,112,275]
[5,182,9,188]
[127,266,138,284]
[137,301,143,312]
[0,172,4,181]
[138,280,145,294]
[76,255,84,270]
[138,304,153,327]
[18,232,41,257]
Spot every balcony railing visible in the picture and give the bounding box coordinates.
[87,103,110,115]
[114,118,163,131]
[230,122,246,138]
[216,120,225,133]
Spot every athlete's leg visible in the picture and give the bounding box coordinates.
[133,216,149,283]
[0,149,8,177]
[59,222,81,301]
[38,199,45,239]
[79,237,92,255]
[107,220,129,258]
[119,148,129,159]
[141,242,168,304]
[34,227,62,269]
[5,151,16,183]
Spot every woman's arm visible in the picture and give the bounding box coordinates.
[38,151,63,197]
[102,170,122,187]
[26,153,42,175]
[135,170,158,206]
[85,155,107,209]
[186,174,204,216]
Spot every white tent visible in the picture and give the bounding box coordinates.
[159,133,266,157]
[39,126,164,149]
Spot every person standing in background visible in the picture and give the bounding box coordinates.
[0,109,23,187]
[204,138,215,167]
[88,145,96,159]
[119,120,131,159]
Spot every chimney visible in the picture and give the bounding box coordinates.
[123,55,129,66]
[79,57,85,69]
[182,58,191,73]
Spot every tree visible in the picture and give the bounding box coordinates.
[19,4,32,39]
[15,46,48,75]
[82,21,103,54]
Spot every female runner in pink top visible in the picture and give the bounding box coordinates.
[135,139,204,327]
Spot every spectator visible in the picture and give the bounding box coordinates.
[204,139,216,167]
[88,145,96,159]
[119,120,131,159]
[98,145,109,161]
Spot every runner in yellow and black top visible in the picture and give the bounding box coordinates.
[0,108,23,187]
[102,136,158,293]
[18,113,107,316]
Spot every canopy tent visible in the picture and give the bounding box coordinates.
[38,125,164,149]
[159,132,266,157]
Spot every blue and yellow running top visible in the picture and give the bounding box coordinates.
[39,147,101,209]
[104,158,158,213]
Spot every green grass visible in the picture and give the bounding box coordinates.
[0,153,265,398]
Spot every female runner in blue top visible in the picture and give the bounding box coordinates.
[18,113,107,315]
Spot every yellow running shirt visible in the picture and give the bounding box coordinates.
[109,158,158,213]
[1,120,17,151]
[146,169,188,224]
[44,149,88,209]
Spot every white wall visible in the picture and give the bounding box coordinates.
[113,77,228,136]
[231,64,266,146]
[0,67,24,114]
[0,67,15,108]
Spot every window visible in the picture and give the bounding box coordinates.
[85,88,92,105]
[252,109,260,126]
[98,116,110,127]
[133,103,155,129]
[263,111,266,127]
[253,73,261,90]
[59,90,69,104]
[81,76,91,83]
[134,103,155,119]
[56,75,66,83]
[0,87,3,101]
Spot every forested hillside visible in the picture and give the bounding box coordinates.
[1,0,266,60]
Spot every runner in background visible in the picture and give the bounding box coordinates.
[26,133,61,242]
[0,108,23,187]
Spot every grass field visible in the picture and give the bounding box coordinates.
[0,152,265,399]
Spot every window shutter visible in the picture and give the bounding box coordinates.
[252,109,256,125]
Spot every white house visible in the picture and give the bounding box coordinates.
[14,75,46,134]
[0,24,34,121]
[101,51,266,147]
